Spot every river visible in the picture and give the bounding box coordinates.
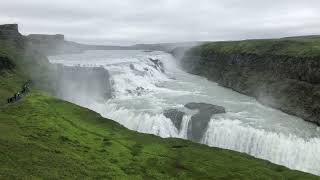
[49,50,320,175]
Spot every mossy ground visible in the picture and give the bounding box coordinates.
[0,38,319,179]
[197,35,320,57]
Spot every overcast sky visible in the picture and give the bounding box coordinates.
[1,0,319,45]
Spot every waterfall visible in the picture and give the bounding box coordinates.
[49,50,320,176]
[202,118,320,175]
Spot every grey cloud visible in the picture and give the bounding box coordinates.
[0,0,319,45]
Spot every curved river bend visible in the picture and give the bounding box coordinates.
[49,50,320,175]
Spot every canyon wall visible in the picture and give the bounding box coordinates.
[0,24,22,40]
[27,34,85,55]
[173,46,320,125]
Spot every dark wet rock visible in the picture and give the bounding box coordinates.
[126,87,148,96]
[185,103,226,113]
[136,87,145,96]
[149,58,165,73]
[129,64,135,70]
[0,56,15,72]
[185,103,226,142]
[136,87,144,91]
[164,109,186,130]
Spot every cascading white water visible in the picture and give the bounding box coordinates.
[49,50,320,175]
[202,118,320,174]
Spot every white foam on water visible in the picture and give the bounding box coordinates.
[202,118,320,174]
[90,102,179,137]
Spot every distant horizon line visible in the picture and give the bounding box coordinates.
[1,23,319,47]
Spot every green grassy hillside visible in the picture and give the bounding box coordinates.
[197,35,320,57]
[1,91,319,179]
[0,39,53,104]
[0,38,319,179]
[0,40,27,106]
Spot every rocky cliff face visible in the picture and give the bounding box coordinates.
[0,24,25,48]
[28,34,65,41]
[173,48,320,125]
[0,24,21,39]
[27,34,85,55]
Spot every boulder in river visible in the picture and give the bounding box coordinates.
[185,102,226,142]
[129,64,135,70]
[149,58,165,73]
[185,103,226,114]
[163,109,186,130]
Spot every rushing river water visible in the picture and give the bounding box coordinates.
[49,50,320,175]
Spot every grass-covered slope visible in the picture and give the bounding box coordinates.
[0,39,54,104]
[0,40,28,106]
[0,91,319,179]
[198,35,320,57]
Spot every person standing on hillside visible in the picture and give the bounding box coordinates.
[15,92,21,100]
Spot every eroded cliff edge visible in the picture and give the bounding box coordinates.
[172,38,320,125]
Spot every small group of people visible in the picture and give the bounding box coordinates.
[7,80,31,104]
